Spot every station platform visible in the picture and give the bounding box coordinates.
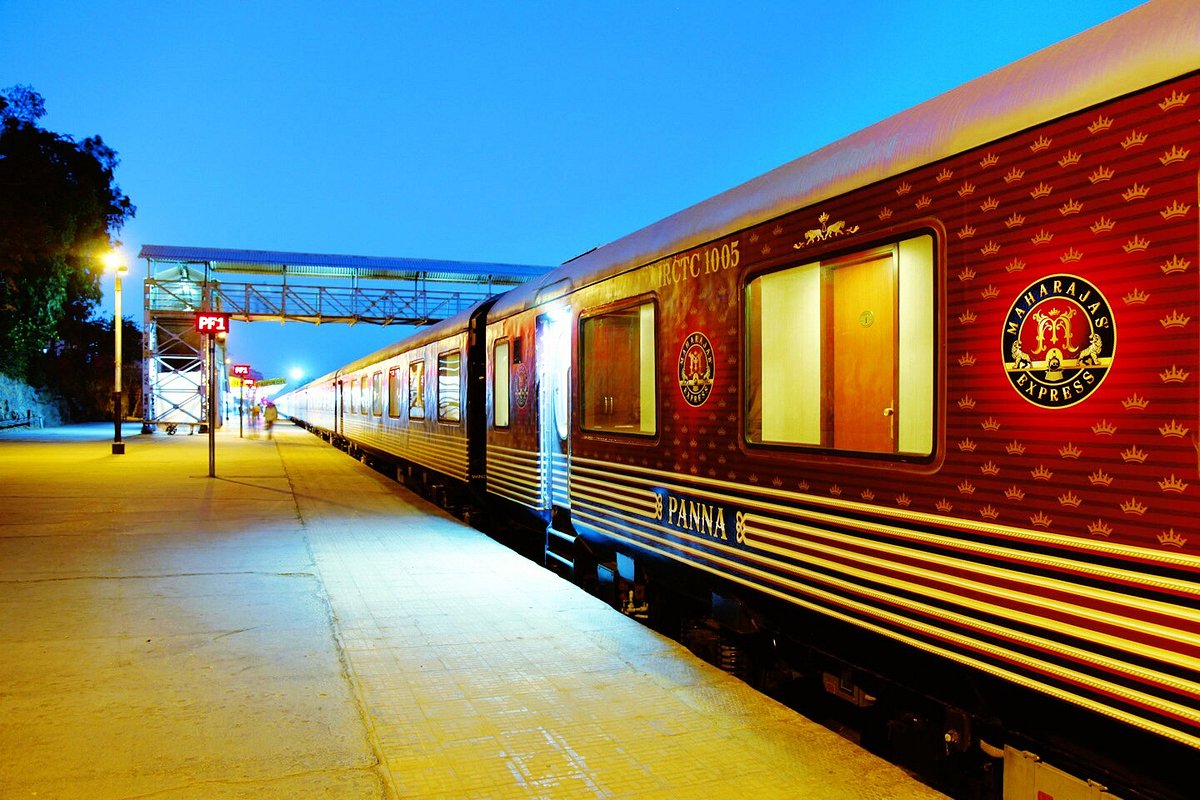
[0,422,947,799]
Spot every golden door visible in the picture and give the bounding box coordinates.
[829,252,896,453]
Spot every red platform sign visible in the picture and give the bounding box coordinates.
[231,364,251,377]
[195,312,231,335]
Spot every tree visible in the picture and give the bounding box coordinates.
[0,84,135,380]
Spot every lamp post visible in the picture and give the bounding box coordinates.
[104,252,128,455]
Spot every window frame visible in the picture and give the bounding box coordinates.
[371,371,383,417]
[437,349,462,424]
[578,296,658,438]
[408,359,426,420]
[387,366,402,419]
[493,338,511,429]
[742,230,938,463]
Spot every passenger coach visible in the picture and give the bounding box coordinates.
[280,3,1200,797]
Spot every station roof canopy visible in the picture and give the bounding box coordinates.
[138,244,552,285]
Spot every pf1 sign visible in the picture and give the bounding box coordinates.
[195,312,231,335]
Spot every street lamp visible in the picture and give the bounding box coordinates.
[104,251,128,455]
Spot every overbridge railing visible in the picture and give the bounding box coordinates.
[147,279,491,325]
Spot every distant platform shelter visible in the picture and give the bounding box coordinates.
[138,245,550,430]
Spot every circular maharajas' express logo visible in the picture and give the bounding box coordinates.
[678,332,715,407]
[1001,275,1115,408]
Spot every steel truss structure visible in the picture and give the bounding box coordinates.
[138,246,548,432]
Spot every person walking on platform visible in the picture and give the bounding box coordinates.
[263,401,278,439]
[250,402,261,437]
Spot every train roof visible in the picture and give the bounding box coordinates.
[489,0,1200,321]
[325,300,490,379]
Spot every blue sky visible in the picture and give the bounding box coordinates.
[1,1,1146,381]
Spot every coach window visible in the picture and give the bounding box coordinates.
[409,360,426,420]
[746,233,934,456]
[371,371,383,416]
[387,367,401,418]
[494,339,510,428]
[438,350,462,423]
[359,376,368,415]
[581,301,656,435]
[349,377,358,414]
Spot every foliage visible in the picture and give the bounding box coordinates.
[26,314,142,421]
[0,84,136,383]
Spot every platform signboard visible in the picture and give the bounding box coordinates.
[194,312,231,335]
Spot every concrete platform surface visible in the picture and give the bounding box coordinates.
[0,423,946,799]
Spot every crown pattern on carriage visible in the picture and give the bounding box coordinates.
[1158,90,1189,111]
[1158,530,1186,548]
[1122,393,1149,410]
[1120,446,1148,463]
[1158,475,1188,493]
[1120,498,1147,516]
[1159,365,1188,383]
[1158,420,1189,438]
[1161,201,1190,220]
[1058,491,1082,508]
[1122,183,1149,201]
[1120,130,1148,149]
[1057,151,1081,168]
[1161,255,1190,274]
[1160,145,1189,165]
[1160,310,1190,329]
[1059,199,1082,216]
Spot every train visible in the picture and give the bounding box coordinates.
[276,3,1200,797]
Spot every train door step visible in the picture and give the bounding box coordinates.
[545,526,576,575]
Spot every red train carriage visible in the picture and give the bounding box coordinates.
[481,2,1199,797]
[276,2,1200,797]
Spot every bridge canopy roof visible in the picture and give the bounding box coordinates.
[138,244,551,284]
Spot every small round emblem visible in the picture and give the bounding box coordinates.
[1001,275,1115,408]
[678,332,715,407]
[513,365,529,408]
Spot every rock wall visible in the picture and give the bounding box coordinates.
[0,374,63,428]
